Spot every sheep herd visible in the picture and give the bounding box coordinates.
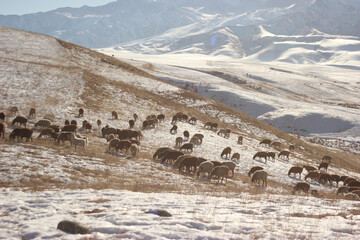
[1,107,360,201]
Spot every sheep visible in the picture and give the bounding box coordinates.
[267,152,276,161]
[253,151,268,163]
[188,117,197,125]
[259,138,271,146]
[251,170,268,187]
[108,139,120,153]
[10,106,18,115]
[237,136,243,144]
[49,125,60,133]
[12,116,27,127]
[146,114,157,120]
[292,182,310,195]
[97,119,102,128]
[221,147,232,159]
[179,156,198,174]
[210,123,218,131]
[348,181,360,188]
[160,150,184,164]
[330,174,341,187]
[289,144,295,151]
[65,120,70,125]
[221,161,236,178]
[204,121,212,129]
[29,108,36,118]
[70,133,87,149]
[209,165,229,184]
[303,165,317,173]
[197,157,207,166]
[173,155,188,169]
[248,166,264,177]
[217,128,227,137]
[116,140,132,154]
[85,122,92,132]
[133,113,138,122]
[190,136,201,145]
[34,119,51,128]
[0,112,5,121]
[128,143,139,157]
[37,128,55,139]
[101,127,117,138]
[157,114,165,122]
[319,173,331,185]
[278,150,290,160]
[193,133,204,144]
[180,143,193,153]
[56,132,72,144]
[153,147,171,160]
[70,120,77,126]
[10,128,33,142]
[231,153,240,162]
[340,175,349,183]
[61,124,77,133]
[304,171,320,183]
[288,166,303,179]
[344,177,357,186]
[183,130,189,140]
[0,122,5,139]
[270,141,281,148]
[336,186,349,195]
[322,155,332,163]
[170,125,177,134]
[348,187,360,192]
[318,162,329,172]
[211,161,222,168]
[195,161,214,178]
[344,193,360,201]
[175,137,183,148]
[78,108,84,117]
[82,120,88,129]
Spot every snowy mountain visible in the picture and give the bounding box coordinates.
[1,0,360,64]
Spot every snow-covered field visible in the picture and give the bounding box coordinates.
[1,26,360,239]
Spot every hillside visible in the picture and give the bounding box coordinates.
[1,27,360,239]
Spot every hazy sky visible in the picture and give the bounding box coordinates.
[0,0,115,15]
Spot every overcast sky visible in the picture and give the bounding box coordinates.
[0,0,115,15]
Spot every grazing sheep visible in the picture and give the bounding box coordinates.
[319,173,331,185]
[70,133,87,149]
[10,106,18,115]
[195,161,214,178]
[170,125,178,134]
[82,120,88,129]
[175,137,183,148]
[259,138,271,146]
[204,121,212,129]
[116,140,132,154]
[133,113,138,122]
[211,123,218,131]
[251,170,268,187]
[270,141,281,148]
[289,145,295,151]
[197,157,207,166]
[85,122,92,132]
[344,177,357,186]
[221,161,236,178]
[49,125,60,133]
[318,162,329,172]
[330,174,341,187]
[153,147,171,160]
[190,136,201,145]
[146,114,157,120]
[10,128,33,142]
[35,119,51,128]
[173,155,188,169]
[217,129,227,137]
[303,165,317,173]
[183,130,189,140]
[337,186,349,195]
[37,128,55,139]
[106,133,115,142]
[65,120,70,126]
[97,119,102,128]
[56,132,72,144]
[70,120,77,126]
[0,122,5,139]
[253,151,268,163]
[108,139,120,153]
[78,108,84,117]
[322,155,332,163]
[211,161,222,168]
[348,181,360,188]
[237,136,243,144]
[157,114,165,122]
[180,143,193,153]
[209,165,229,184]
[344,193,360,201]
[278,150,290,160]
[340,175,349,183]
[128,143,139,157]
[127,119,134,129]
[188,117,197,125]
[101,127,117,138]
[231,153,240,162]
[29,108,36,118]
[193,133,204,144]
[248,166,264,177]
[267,152,276,161]
[221,147,232,159]
[288,166,303,179]
[12,116,27,127]
[0,112,5,121]
[61,124,77,133]
[179,156,198,174]
[305,171,320,183]
[160,150,184,164]
[292,182,310,195]
[49,131,59,141]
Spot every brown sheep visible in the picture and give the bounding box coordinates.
[253,151,268,163]
[85,122,92,132]
[259,138,271,146]
[82,120,88,129]
[179,156,198,174]
[189,136,201,146]
[289,144,295,151]
[330,174,341,187]
[133,113,138,122]
[12,116,27,127]
[322,155,332,163]
[197,157,207,166]
[278,150,290,160]
[61,124,77,133]
[221,147,232,159]
[292,182,310,195]
[251,170,268,187]
[37,128,55,139]
[108,138,120,153]
[157,114,165,122]
[270,141,281,148]
[180,143,193,153]
[0,122,5,139]
[78,108,84,117]
[128,119,134,129]
[211,161,222,168]
[56,132,72,144]
[64,120,70,126]
[173,155,188,169]
[101,127,117,138]
[237,136,243,144]
[175,137,183,148]
[217,128,227,138]
[288,166,303,179]
[188,117,197,125]
[193,133,204,144]
[128,143,139,157]
[337,186,349,195]
[221,161,236,178]
[348,181,360,188]
[318,162,329,172]
[304,171,320,183]
[195,161,214,178]
[97,119,102,128]
[10,128,33,142]
[183,130,189,140]
[204,121,212,129]
[248,166,264,177]
[344,193,360,201]
[303,165,317,173]
[267,152,276,161]
[340,175,349,183]
[116,140,132,154]
[209,165,229,184]
[170,125,178,134]
[344,177,357,186]
[49,125,60,133]
[35,119,51,128]
[160,150,184,164]
[106,134,115,142]
[10,106,19,115]
[29,108,36,118]
[153,147,171,160]
[0,112,5,121]
[231,153,240,162]
[319,173,331,185]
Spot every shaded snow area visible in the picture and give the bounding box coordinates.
[1,189,359,240]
